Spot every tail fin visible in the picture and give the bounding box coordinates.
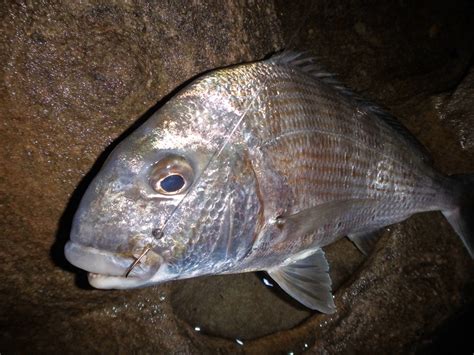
[442,174,474,259]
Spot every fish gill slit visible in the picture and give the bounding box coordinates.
[224,196,234,260]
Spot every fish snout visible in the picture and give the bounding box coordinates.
[64,241,163,288]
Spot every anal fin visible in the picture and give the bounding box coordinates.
[267,249,335,314]
[348,229,383,255]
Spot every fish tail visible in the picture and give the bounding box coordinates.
[442,174,474,259]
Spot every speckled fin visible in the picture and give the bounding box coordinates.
[348,229,383,256]
[267,51,432,162]
[267,249,335,313]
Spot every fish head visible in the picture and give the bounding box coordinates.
[65,74,263,289]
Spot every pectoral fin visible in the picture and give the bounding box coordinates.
[348,229,383,255]
[267,249,335,313]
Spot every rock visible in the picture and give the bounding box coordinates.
[1,1,473,353]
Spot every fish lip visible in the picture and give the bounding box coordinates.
[87,272,151,289]
[65,241,132,276]
[64,241,159,288]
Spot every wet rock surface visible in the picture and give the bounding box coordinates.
[1,0,473,353]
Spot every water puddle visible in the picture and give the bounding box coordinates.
[171,272,312,340]
[171,238,365,340]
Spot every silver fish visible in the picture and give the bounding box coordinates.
[65,52,473,313]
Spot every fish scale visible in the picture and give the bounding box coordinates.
[231,59,452,267]
[65,52,474,313]
[251,77,433,201]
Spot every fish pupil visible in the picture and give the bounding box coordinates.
[160,174,185,192]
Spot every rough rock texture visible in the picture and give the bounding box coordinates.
[1,0,473,353]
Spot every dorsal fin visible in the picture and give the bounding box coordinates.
[267,51,432,163]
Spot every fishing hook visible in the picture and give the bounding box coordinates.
[125,247,151,278]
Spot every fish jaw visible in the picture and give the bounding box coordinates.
[65,241,164,289]
[87,273,150,289]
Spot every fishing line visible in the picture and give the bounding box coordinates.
[125,3,316,276]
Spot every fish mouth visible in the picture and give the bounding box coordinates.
[65,241,162,289]
[86,272,151,289]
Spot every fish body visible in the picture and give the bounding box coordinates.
[65,53,473,312]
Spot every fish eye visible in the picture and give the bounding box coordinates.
[160,174,185,193]
[149,155,194,195]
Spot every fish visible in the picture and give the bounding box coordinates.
[64,52,474,313]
